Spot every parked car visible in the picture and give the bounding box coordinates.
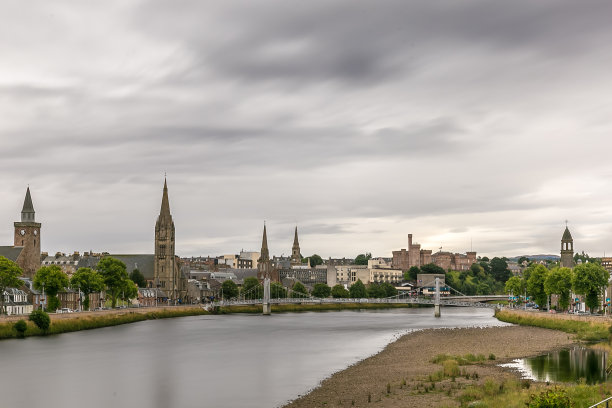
[56,308,73,314]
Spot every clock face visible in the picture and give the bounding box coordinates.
[20,229,25,236]
[34,230,38,236]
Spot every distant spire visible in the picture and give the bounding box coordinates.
[260,223,269,261]
[160,177,171,216]
[21,187,35,222]
[293,226,299,246]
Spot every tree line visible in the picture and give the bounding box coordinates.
[0,255,141,314]
[219,277,396,301]
[504,262,608,312]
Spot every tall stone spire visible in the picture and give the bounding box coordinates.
[154,178,178,301]
[257,223,273,280]
[159,177,171,221]
[290,226,301,266]
[21,187,35,222]
[260,223,269,261]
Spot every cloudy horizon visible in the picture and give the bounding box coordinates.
[2,0,612,259]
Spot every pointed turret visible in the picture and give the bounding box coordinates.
[21,187,35,222]
[560,224,574,268]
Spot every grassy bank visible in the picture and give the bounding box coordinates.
[495,309,610,341]
[216,302,424,314]
[449,378,612,407]
[0,308,209,340]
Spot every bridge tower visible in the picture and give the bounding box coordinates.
[434,277,441,317]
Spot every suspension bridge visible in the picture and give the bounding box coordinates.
[209,277,505,316]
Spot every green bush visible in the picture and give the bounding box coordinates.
[13,320,27,337]
[527,387,574,408]
[29,309,51,330]
[443,360,460,377]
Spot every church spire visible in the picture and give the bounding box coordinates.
[260,223,269,261]
[21,187,35,222]
[291,226,301,266]
[160,177,171,217]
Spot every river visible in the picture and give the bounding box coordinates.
[0,307,505,408]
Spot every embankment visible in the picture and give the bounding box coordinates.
[0,306,209,339]
[495,308,610,341]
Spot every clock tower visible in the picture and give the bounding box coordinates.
[13,187,41,278]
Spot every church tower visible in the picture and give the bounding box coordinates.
[14,187,41,278]
[560,225,574,268]
[290,226,302,266]
[154,178,177,300]
[257,223,273,280]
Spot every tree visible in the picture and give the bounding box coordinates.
[221,280,239,300]
[242,277,263,299]
[96,257,130,308]
[505,276,525,295]
[14,320,27,338]
[70,267,105,310]
[0,256,23,315]
[119,279,138,305]
[490,257,511,283]
[29,309,51,331]
[405,266,420,281]
[33,265,69,311]
[291,281,309,298]
[517,256,530,266]
[367,283,387,298]
[129,269,146,288]
[526,264,549,308]
[312,283,331,298]
[572,263,609,312]
[309,254,323,267]
[270,282,287,299]
[381,282,397,297]
[331,284,349,298]
[349,279,367,298]
[420,263,446,275]
[544,267,573,311]
[354,253,372,265]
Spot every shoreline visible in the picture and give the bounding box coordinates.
[283,325,576,408]
[0,303,422,339]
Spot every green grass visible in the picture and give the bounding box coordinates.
[432,353,487,365]
[495,309,610,341]
[455,380,612,407]
[0,308,209,340]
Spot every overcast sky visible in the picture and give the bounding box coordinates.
[1,0,612,259]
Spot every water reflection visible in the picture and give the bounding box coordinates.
[502,347,608,384]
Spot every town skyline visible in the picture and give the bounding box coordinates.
[2,1,612,257]
[0,183,598,260]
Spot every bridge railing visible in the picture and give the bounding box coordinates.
[212,296,500,309]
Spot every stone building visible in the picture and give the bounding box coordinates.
[0,188,42,278]
[392,234,432,270]
[257,224,278,282]
[431,251,477,271]
[560,226,575,268]
[154,178,183,301]
[290,226,302,266]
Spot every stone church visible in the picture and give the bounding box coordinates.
[0,187,42,278]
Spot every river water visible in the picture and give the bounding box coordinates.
[0,308,505,408]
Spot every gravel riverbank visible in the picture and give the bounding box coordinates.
[283,326,575,408]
